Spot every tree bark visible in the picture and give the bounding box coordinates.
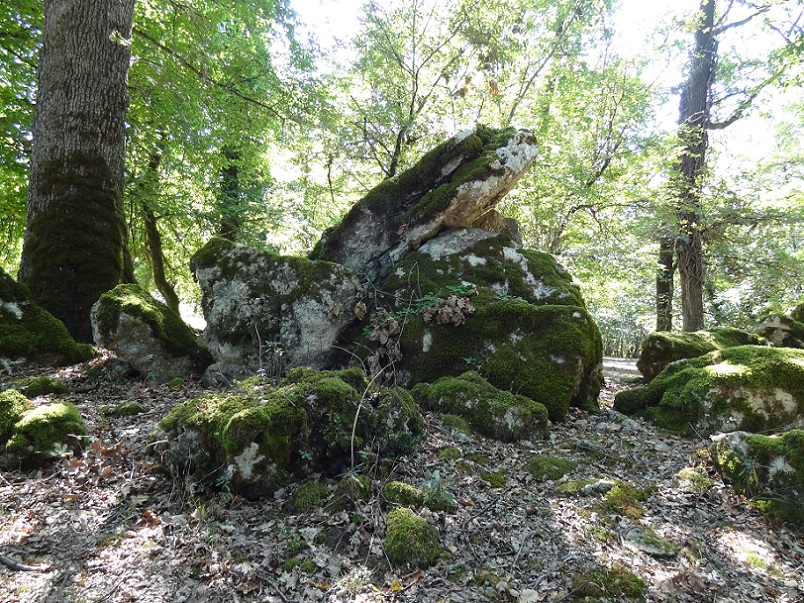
[19,0,135,342]
[656,235,674,331]
[673,0,717,332]
[217,147,243,240]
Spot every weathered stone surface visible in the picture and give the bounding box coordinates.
[753,314,804,349]
[153,368,424,498]
[191,238,365,380]
[91,284,211,382]
[0,266,95,369]
[344,229,602,421]
[311,125,537,284]
[636,328,764,382]
[710,430,804,527]
[615,346,804,435]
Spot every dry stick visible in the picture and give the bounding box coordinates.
[0,552,50,572]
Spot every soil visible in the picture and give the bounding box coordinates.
[0,356,802,602]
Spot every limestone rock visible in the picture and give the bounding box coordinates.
[344,229,602,422]
[615,346,804,435]
[311,125,537,284]
[636,328,764,382]
[710,430,804,527]
[753,314,804,349]
[191,238,365,380]
[153,368,424,498]
[0,266,95,368]
[91,284,211,382]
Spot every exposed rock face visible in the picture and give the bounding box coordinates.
[615,346,804,435]
[710,430,804,527]
[191,238,365,380]
[0,266,95,369]
[753,314,804,349]
[311,126,537,284]
[636,328,765,382]
[346,229,603,422]
[91,284,211,382]
[153,368,424,498]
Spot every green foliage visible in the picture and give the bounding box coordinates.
[423,470,457,513]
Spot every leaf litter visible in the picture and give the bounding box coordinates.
[0,358,802,602]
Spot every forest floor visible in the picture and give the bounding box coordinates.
[0,357,802,603]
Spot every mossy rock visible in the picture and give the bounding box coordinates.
[0,266,95,367]
[312,126,537,285]
[348,230,602,421]
[710,430,804,527]
[10,376,68,397]
[571,565,645,601]
[383,507,442,570]
[292,481,329,513]
[154,369,423,498]
[91,283,212,382]
[753,314,804,349]
[0,390,31,444]
[4,402,87,467]
[636,328,764,382]
[526,456,578,481]
[414,372,548,441]
[615,346,804,435]
[191,237,365,379]
[383,481,425,507]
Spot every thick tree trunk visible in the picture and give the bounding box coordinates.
[656,235,674,331]
[673,0,717,332]
[218,147,243,240]
[19,0,135,342]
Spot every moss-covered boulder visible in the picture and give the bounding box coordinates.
[414,372,548,441]
[710,430,804,526]
[636,328,764,382]
[9,376,68,398]
[348,229,602,421]
[383,507,442,570]
[91,284,211,382]
[191,238,365,380]
[311,125,538,284]
[153,368,423,498]
[615,346,804,435]
[3,401,87,467]
[0,266,95,368]
[0,390,30,444]
[753,314,804,349]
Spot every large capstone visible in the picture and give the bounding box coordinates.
[341,229,603,422]
[311,125,537,284]
[0,266,95,369]
[191,238,365,380]
[91,284,212,382]
[615,346,804,435]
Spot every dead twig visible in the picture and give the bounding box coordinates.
[0,552,51,572]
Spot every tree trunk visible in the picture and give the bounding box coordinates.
[656,235,674,331]
[218,147,243,240]
[673,0,717,332]
[18,0,135,342]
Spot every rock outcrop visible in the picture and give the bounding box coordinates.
[191,238,365,380]
[91,284,211,382]
[753,314,804,349]
[311,126,537,284]
[615,346,804,435]
[0,266,95,369]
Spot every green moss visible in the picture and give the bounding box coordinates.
[24,151,127,342]
[383,507,442,570]
[617,346,804,434]
[292,481,329,513]
[168,377,186,390]
[437,446,462,460]
[326,473,372,513]
[0,389,30,443]
[383,481,425,506]
[677,467,713,491]
[10,376,68,398]
[599,481,655,520]
[94,284,208,360]
[0,267,95,365]
[480,469,507,488]
[101,402,149,417]
[441,414,473,438]
[526,456,578,481]
[5,402,86,465]
[571,566,645,601]
[416,372,548,441]
[637,328,764,382]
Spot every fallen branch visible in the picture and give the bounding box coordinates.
[0,552,51,572]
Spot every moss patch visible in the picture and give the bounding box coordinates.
[383,481,425,507]
[0,266,95,365]
[0,389,30,444]
[571,565,645,601]
[10,376,68,397]
[616,346,804,435]
[4,402,87,467]
[383,507,442,570]
[292,481,329,513]
[415,371,547,441]
[526,456,578,481]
